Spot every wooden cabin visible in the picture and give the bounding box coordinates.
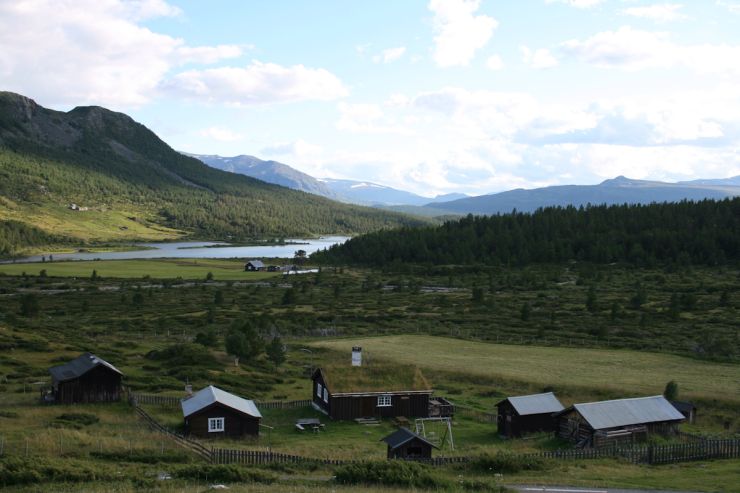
[311,366,432,421]
[557,395,685,448]
[381,427,439,459]
[245,260,265,271]
[496,392,564,438]
[670,400,697,424]
[48,352,123,404]
[182,386,262,438]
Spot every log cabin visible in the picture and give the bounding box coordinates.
[182,386,262,438]
[557,395,685,448]
[496,392,564,438]
[311,365,433,421]
[381,427,439,459]
[48,352,123,404]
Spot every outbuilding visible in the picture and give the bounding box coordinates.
[496,392,564,438]
[381,427,439,459]
[48,352,123,404]
[670,400,698,424]
[311,365,432,421]
[557,395,685,447]
[182,386,262,438]
[245,260,265,271]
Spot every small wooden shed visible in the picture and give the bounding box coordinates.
[496,392,564,438]
[48,352,123,404]
[670,400,697,424]
[381,427,439,459]
[182,386,262,438]
[557,395,685,448]
[245,260,265,271]
[311,365,432,421]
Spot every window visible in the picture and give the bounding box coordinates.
[323,388,328,402]
[208,417,224,432]
[316,382,323,398]
[377,395,392,407]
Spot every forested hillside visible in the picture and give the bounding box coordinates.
[313,199,740,267]
[0,92,424,255]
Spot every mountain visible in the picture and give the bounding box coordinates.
[187,153,468,207]
[678,176,740,186]
[425,176,740,215]
[0,91,425,255]
[189,153,338,199]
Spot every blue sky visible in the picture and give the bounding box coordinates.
[1,0,739,196]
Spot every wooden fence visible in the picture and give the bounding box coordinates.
[455,404,496,423]
[129,396,739,467]
[129,392,310,410]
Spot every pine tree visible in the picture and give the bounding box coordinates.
[266,336,286,368]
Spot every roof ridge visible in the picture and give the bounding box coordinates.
[575,395,664,406]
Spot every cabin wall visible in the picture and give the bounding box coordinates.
[185,403,260,438]
[329,393,430,420]
[53,366,122,404]
[559,410,682,447]
[312,373,330,415]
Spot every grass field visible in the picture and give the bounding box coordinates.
[310,335,740,405]
[0,259,281,280]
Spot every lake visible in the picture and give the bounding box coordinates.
[5,236,349,263]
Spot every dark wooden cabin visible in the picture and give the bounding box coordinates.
[381,427,439,459]
[48,353,123,404]
[557,395,685,448]
[496,392,564,438]
[244,260,264,272]
[311,366,432,421]
[182,385,262,438]
[670,400,697,424]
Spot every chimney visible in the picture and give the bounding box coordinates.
[185,383,193,397]
[351,346,362,367]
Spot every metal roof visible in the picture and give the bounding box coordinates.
[181,385,262,419]
[571,395,685,430]
[498,392,564,416]
[381,427,439,450]
[49,352,122,382]
[246,260,264,268]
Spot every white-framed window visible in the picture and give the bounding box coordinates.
[323,388,328,402]
[316,382,323,398]
[208,417,225,432]
[377,395,392,407]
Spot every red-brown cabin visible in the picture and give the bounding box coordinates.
[182,386,262,438]
[48,352,123,404]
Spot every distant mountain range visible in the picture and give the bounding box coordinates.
[191,153,740,217]
[190,153,467,206]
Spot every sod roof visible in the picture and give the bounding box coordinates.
[318,364,432,394]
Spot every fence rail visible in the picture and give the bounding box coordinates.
[455,404,497,423]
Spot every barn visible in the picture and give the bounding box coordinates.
[182,386,262,438]
[557,395,685,447]
[381,427,439,459]
[311,366,432,421]
[496,392,564,438]
[244,260,265,271]
[48,352,123,404]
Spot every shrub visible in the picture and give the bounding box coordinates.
[90,450,191,464]
[0,457,108,486]
[470,452,550,474]
[334,461,450,489]
[50,412,99,429]
[173,464,275,484]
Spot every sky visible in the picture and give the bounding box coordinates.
[1,0,740,197]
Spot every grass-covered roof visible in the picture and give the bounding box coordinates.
[319,363,431,394]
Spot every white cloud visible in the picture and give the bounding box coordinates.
[717,1,740,14]
[372,46,407,64]
[261,139,323,157]
[336,102,412,134]
[521,46,559,69]
[560,26,740,74]
[0,0,241,108]
[198,126,243,142]
[623,3,687,22]
[428,0,498,67]
[161,61,348,106]
[486,54,504,70]
[545,0,605,8]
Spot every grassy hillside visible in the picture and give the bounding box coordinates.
[0,92,425,255]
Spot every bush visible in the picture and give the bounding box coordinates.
[90,450,191,464]
[50,412,99,429]
[173,464,275,484]
[0,457,107,486]
[334,461,450,489]
[470,452,550,473]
